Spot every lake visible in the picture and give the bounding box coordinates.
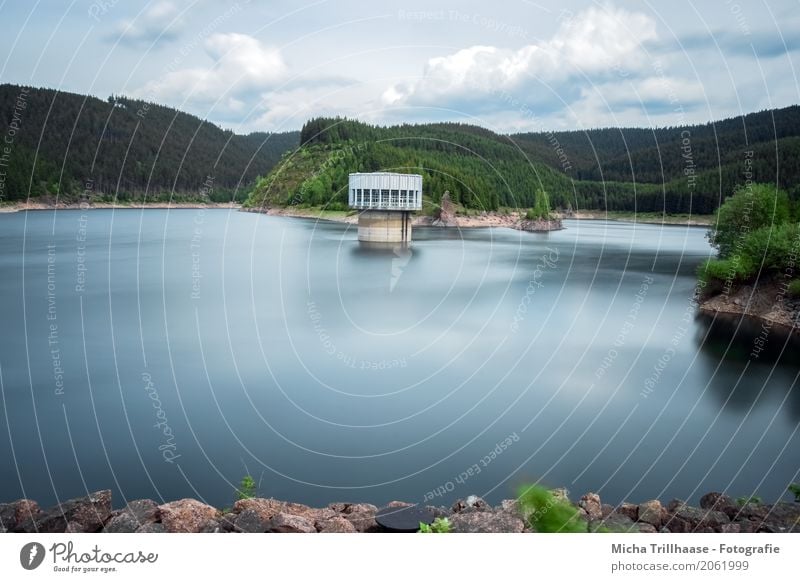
[1,209,798,509]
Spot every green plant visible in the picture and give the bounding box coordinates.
[788,483,800,502]
[517,484,586,533]
[788,280,800,298]
[235,475,257,501]
[736,495,762,507]
[418,517,452,533]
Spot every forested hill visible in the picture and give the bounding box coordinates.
[247,109,800,215]
[0,84,299,203]
[513,106,800,206]
[246,117,580,212]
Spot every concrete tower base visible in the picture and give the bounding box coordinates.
[358,210,412,243]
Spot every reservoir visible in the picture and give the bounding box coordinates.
[0,209,797,508]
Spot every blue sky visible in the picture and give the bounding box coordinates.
[1,0,798,134]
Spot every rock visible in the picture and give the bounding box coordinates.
[103,512,141,533]
[666,506,729,532]
[328,502,348,513]
[616,503,639,521]
[590,514,637,533]
[579,493,603,521]
[317,517,357,533]
[268,512,316,533]
[16,490,111,533]
[136,523,166,533]
[721,523,741,533]
[637,523,658,533]
[666,499,686,512]
[384,500,414,509]
[451,496,489,513]
[638,500,663,528]
[218,513,237,533]
[449,511,525,533]
[104,499,159,533]
[699,492,737,518]
[0,503,17,530]
[159,499,218,533]
[499,499,520,515]
[14,500,41,526]
[234,509,267,533]
[752,502,800,533]
[344,511,378,533]
[342,503,378,515]
[233,498,283,521]
[601,504,614,518]
[198,519,223,533]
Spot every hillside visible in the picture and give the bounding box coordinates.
[246,110,800,215]
[246,117,596,213]
[513,106,800,214]
[0,84,299,203]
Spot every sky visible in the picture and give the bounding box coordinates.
[0,0,798,135]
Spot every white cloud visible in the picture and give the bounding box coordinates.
[135,32,287,105]
[113,1,183,46]
[383,5,659,107]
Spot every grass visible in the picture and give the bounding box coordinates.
[517,484,587,533]
[235,475,257,501]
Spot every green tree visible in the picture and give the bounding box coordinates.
[708,184,790,258]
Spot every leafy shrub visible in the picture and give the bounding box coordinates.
[789,281,800,298]
[709,184,790,258]
[517,484,586,533]
[418,517,452,533]
[235,475,257,501]
[788,483,800,502]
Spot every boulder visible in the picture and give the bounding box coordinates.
[198,519,224,533]
[615,503,639,521]
[384,501,414,509]
[449,511,525,533]
[666,506,729,532]
[104,499,159,533]
[578,493,603,521]
[317,517,357,533]
[16,490,111,533]
[234,509,267,533]
[342,503,378,515]
[233,498,283,521]
[637,500,663,528]
[0,503,16,530]
[699,492,737,518]
[752,502,800,533]
[14,499,41,526]
[159,499,218,533]
[498,499,520,515]
[344,511,378,532]
[637,523,658,533]
[268,512,316,533]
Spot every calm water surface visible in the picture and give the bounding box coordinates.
[1,209,798,508]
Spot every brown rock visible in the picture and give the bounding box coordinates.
[317,517,357,533]
[159,499,218,533]
[344,511,378,532]
[578,493,603,521]
[104,499,159,533]
[269,512,316,533]
[699,492,737,518]
[14,500,41,527]
[616,503,639,521]
[17,491,111,533]
[342,503,378,515]
[451,495,489,513]
[449,511,525,533]
[234,509,267,533]
[590,514,637,533]
[136,523,166,533]
[637,523,658,533]
[638,500,663,528]
[499,499,520,515]
[233,498,283,521]
[384,501,414,509]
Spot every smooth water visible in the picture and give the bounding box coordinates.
[1,209,798,509]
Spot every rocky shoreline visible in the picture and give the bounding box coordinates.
[698,279,800,334]
[0,200,241,212]
[2,490,798,533]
